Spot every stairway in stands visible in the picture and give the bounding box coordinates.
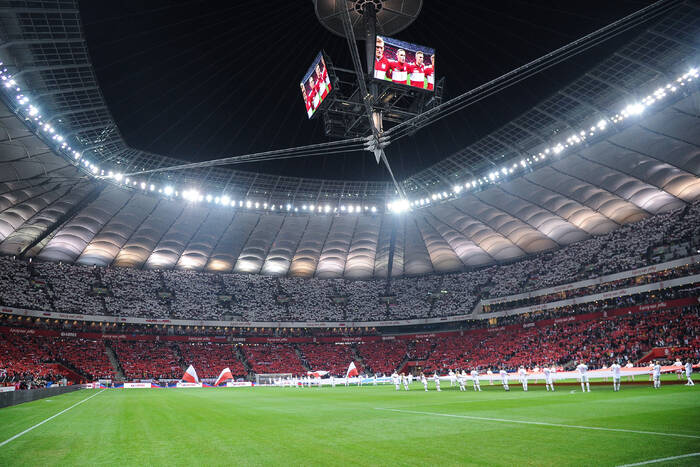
[351,344,368,373]
[234,346,253,379]
[294,344,312,372]
[104,341,125,380]
[170,343,186,370]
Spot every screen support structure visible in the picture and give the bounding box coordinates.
[340,2,405,200]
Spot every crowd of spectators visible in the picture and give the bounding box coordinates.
[484,262,700,313]
[0,201,696,324]
[0,334,114,386]
[421,304,700,373]
[109,340,181,380]
[298,343,358,376]
[243,344,306,375]
[175,342,247,378]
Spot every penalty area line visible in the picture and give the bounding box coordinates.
[617,452,700,466]
[0,388,106,448]
[374,408,700,439]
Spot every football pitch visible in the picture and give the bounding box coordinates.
[1,382,698,466]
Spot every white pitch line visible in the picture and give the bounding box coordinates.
[0,389,106,448]
[617,452,700,466]
[374,408,700,439]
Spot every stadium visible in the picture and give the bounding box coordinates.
[0,0,699,464]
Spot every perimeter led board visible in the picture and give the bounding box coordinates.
[300,51,333,119]
[374,35,435,91]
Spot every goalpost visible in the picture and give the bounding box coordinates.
[255,373,293,386]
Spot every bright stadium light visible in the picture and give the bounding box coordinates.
[164,186,174,196]
[624,103,645,116]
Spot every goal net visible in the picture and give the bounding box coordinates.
[255,373,293,386]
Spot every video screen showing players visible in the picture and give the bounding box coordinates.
[300,52,332,119]
[374,35,435,91]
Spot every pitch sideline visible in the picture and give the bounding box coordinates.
[617,452,700,466]
[374,408,700,439]
[0,388,106,448]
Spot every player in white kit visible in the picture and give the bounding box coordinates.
[392,371,400,391]
[421,373,428,391]
[433,372,441,391]
[685,361,695,386]
[652,361,661,388]
[500,369,510,391]
[408,373,414,386]
[457,371,466,391]
[576,361,590,392]
[402,373,410,391]
[610,362,621,391]
[543,366,554,391]
[673,358,683,380]
[518,366,528,391]
[487,368,494,385]
[471,369,482,391]
[448,369,456,387]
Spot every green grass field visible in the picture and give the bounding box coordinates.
[1,381,698,466]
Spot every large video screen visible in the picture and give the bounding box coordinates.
[374,35,435,91]
[300,52,332,119]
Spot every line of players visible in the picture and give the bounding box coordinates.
[300,59,331,118]
[389,359,696,393]
[374,36,435,90]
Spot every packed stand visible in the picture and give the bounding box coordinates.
[35,262,105,315]
[110,340,181,380]
[422,304,700,372]
[0,200,696,323]
[357,340,408,374]
[0,256,52,310]
[175,342,247,378]
[297,343,359,376]
[103,267,168,318]
[243,344,306,375]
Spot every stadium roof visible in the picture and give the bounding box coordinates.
[0,1,697,278]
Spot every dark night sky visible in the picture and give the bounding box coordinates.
[79,0,655,182]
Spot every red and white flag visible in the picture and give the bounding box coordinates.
[346,362,359,378]
[213,367,234,386]
[307,370,329,378]
[181,365,199,383]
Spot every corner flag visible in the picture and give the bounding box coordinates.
[213,367,234,386]
[181,365,199,383]
[346,361,359,378]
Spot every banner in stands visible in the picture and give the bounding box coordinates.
[0,297,696,344]
[175,382,203,388]
[226,381,253,387]
[123,382,152,388]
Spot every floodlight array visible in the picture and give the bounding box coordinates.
[1,52,696,217]
[385,66,698,214]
